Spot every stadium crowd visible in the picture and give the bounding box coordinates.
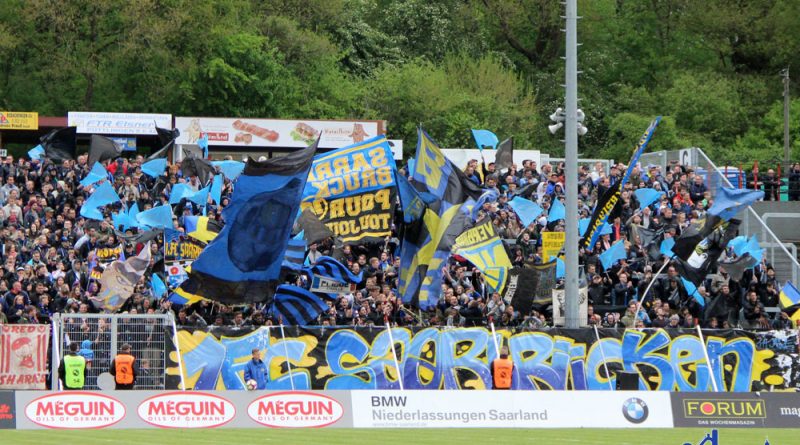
[0,150,796,333]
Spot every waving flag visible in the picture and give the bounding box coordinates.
[599,240,627,270]
[178,141,316,305]
[779,281,800,308]
[150,273,167,298]
[80,162,109,188]
[88,135,123,166]
[272,284,335,326]
[212,160,246,181]
[80,182,121,220]
[40,127,77,161]
[471,129,499,150]
[633,188,664,210]
[508,196,544,228]
[452,220,511,292]
[548,197,565,223]
[400,128,483,309]
[494,137,514,171]
[579,218,590,237]
[28,144,45,161]
[660,236,676,258]
[708,187,764,221]
[306,256,362,284]
[95,243,151,311]
[141,158,167,178]
[582,117,661,251]
[680,277,704,307]
[471,190,499,221]
[135,205,173,229]
[397,174,425,223]
[210,174,223,205]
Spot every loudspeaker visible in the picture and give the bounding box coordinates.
[616,371,639,390]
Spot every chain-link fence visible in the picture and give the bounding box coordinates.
[51,313,182,390]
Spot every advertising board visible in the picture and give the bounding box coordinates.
[68,112,172,135]
[174,117,383,150]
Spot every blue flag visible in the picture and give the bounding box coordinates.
[135,205,173,229]
[187,185,210,207]
[471,189,499,221]
[198,134,209,158]
[80,182,121,220]
[548,197,566,223]
[579,217,590,237]
[150,273,167,298]
[598,222,613,236]
[112,203,139,231]
[471,129,499,150]
[397,174,425,223]
[555,257,565,279]
[210,174,223,205]
[272,284,334,325]
[179,142,316,304]
[708,186,764,221]
[141,158,167,178]
[741,235,763,263]
[282,238,307,271]
[28,144,45,161]
[729,235,748,255]
[306,256,362,284]
[599,240,627,270]
[508,196,544,228]
[169,183,194,205]
[633,188,664,210]
[212,160,245,181]
[660,236,676,258]
[779,281,800,308]
[680,277,704,307]
[80,162,109,187]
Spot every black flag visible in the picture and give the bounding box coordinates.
[40,127,77,161]
[673,219,740,287]
[147,126,180,161]
[88,135,124,166]
[494,137,513,171]
[297,208,335,244]
[181,156,215,186]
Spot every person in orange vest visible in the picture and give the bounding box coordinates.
[110,343,138,390]
[492,346,513,389]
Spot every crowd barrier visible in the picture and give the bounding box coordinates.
[1,390,799,429]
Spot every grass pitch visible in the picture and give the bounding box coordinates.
[0,428,787,445]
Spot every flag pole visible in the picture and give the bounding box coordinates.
[634,259,671,321]
[278,324,296,391]
[489,320,500,358]
[696,325,720,392]
[593,324,615,391]
[385,319,404,390]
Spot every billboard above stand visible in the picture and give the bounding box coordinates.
[174,117,384,150]
[68,112,172,135]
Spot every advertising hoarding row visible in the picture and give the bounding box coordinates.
[7,390,799,430]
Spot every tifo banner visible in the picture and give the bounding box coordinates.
[175,117,383,149]
[300,136,397,243]
[68,112,171,135]
[0,325,49,390]
[167,327,800,392]
[0,111,38,130]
